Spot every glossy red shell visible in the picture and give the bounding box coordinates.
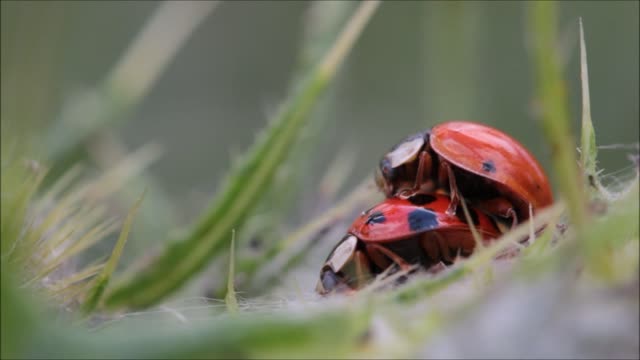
[349,195,500,243]
[430,121,554,215]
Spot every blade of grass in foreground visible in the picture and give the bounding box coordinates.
[38,307,372,359]
[2,259,372,359]
[104,1,381,310]
[578,18,604,197]
[528,2,587,232]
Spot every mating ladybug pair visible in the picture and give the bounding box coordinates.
[316,121,554,295]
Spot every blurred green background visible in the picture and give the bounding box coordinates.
[1,2,638,358]
[2,0,638,233]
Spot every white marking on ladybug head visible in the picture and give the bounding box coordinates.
[327,235,358,272]
[385,136,424,168]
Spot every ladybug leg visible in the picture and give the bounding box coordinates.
[433,232,454,264]
[365,243,412,272]
[507,208,518,229]
[439,160,461,216]
[353,250,373,289]
[419,234,440,264]
[426,262,448,274]
[478,198,518,228]
[411,150,433,194]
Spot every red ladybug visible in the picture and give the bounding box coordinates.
[316,193,501,295]
[374,121,554,226]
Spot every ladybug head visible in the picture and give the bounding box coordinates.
[375,132,427,197]
[316,235,368,295]
[375,158,396,197]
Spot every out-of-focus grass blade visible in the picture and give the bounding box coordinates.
[4,143,157,312]
[578,18,601,194]
[32,307,371,359]
[228,1,359,291]
[104,1,381,310]
[1,154,45,358]
[22,220,119,288]
[0,161,46,260]
[82,190,146,314]
[528,2,587,232]
[1,272,40,359]
[41,2,216,254]
[295,1,358,78]
[6,253,373,359]
[225,231,239,314]
[48,261,105,296]
[45,1,219,163]
[88,134,175,262]
[583,177,639,280]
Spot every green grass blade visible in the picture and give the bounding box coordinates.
[225,231,239,314]
[582,177,639,279]
[1,272,40,359]
[88,134,176,262]
[82,189,146,314]
[0,163,46,261]
[528,2,587,231]
[48,261,105,296]
[38,308,371,359]
[228,0,367,292]
[104,1,381,310]
[578,18,600,191]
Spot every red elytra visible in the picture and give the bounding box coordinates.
[375,121,554,226]
[316,194,501,295]
[350,195,499,243]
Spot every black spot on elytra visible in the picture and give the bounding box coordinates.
[408,208,439,232]
[455,204,479,225]
[481,160,496,173]
[366,211,386,225]
[408,194,437,205]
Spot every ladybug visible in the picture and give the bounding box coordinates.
[316,193,501,295]
[374,121,554,227]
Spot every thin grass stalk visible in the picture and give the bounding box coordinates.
[83,190,146,314]
[528,2,588,233]
[578,18,599,189]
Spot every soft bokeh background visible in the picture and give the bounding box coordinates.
[1,1,638,358]
[3,1,637,209]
